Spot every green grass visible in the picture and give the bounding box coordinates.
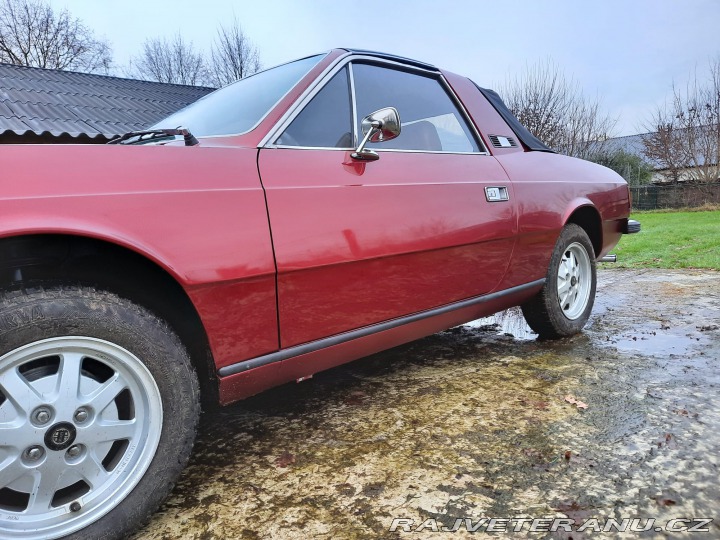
[608,210,720,270]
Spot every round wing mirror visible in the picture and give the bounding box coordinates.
[351,107,401,161]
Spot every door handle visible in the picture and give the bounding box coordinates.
[485,186,509,202]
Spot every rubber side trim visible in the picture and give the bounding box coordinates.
[217,279,545,377]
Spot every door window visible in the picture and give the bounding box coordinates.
[351,63,480,153]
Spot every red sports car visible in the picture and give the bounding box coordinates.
[0,48,639,539]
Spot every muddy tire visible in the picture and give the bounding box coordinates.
[0,285,200,540]
[521,224,596,338]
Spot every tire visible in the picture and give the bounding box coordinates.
[521,224,597,338]
[0,285,200,540]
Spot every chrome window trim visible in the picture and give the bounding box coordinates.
[271,145,351,151]
[261,54,489,155]
[269,145,487,155]
[348,63,358,147]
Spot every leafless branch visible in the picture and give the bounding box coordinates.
[129,33,208,86]
[498,59,614,158]
[207,17,261,87]
[0,0,112,73]
[643,59,720,183]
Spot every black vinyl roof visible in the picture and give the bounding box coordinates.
[474,85,554,152]
[0,63,214,140]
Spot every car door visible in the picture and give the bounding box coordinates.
[258,59,517,348]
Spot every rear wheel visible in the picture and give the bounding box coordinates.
[521,224,597,338]
[0,286,200,540]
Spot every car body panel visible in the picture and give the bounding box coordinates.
[0,144,280,367]
[493,151,628,287]
[258,148,517,347]
[441,70,527,158]
[218,278,543,404]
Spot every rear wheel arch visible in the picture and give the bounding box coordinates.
[565,204,602,258]
[521,223,597,338]
[0,233,218,409]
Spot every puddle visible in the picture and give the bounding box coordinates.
[132,269,720,540]
[464,305,537,340]
[605,328,708,355]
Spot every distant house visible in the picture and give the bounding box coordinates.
[0,63,214,144]
[596,131,718,184]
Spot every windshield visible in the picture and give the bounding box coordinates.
[151,54,324,137]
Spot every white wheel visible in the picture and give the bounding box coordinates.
[522,224,597,338]
[556,242,593,320]
[0,338,162,539]
[0,286,199,540]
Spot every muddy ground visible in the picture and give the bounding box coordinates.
[133,269,720,540]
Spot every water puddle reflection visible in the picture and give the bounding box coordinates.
[464,306,537,340]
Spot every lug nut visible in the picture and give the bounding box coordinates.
[24,446,44,461]
[74,408,89,424]
[66,445,82,458]
[32,407,52,425]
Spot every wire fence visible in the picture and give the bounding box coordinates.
[630,183,720,210]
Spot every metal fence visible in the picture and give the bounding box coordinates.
[630,183,720,210]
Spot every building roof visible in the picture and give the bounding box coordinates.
[0,63,214,141]
[594,128,717,170]
[590,132,664,168]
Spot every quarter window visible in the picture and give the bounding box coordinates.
[277,67,353,148]
[351,63,480,153]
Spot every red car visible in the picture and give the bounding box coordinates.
[0,49,638,539]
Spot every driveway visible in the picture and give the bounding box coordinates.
[133,269,720,539]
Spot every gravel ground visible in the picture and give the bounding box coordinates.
[132,269,720,540]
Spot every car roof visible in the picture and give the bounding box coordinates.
[339,48,438,71]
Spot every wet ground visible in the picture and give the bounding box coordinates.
[133,269,720,540]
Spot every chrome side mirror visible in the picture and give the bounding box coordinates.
[351,107,401,161]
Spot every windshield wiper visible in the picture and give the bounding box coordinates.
[108,127,199,146]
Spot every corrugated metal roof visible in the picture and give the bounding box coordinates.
[593,133,651,159]
[589,132,662,167]
[0,63,215,140]
[592,129,714,170]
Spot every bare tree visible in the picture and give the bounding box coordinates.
[498,59,614,158]
[0,0,112,72]
[207,18,261,87]
[643,59,720,183]
[130,34,208,86]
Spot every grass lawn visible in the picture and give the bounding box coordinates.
[607,209,720,270]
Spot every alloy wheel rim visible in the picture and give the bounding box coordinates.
[556,242,592,320]
[0,337,163,540]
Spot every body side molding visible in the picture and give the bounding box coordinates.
[218,278,545,377]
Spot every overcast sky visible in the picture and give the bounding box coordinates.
[47,0,720,136]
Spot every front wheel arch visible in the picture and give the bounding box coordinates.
[0,234,218,409]
[0,285,200,540]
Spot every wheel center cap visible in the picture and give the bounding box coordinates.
[44,422,77,451]
[570,276,577,286]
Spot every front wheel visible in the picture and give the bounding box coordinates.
[521,224,597,338]
[0,286,200,540]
